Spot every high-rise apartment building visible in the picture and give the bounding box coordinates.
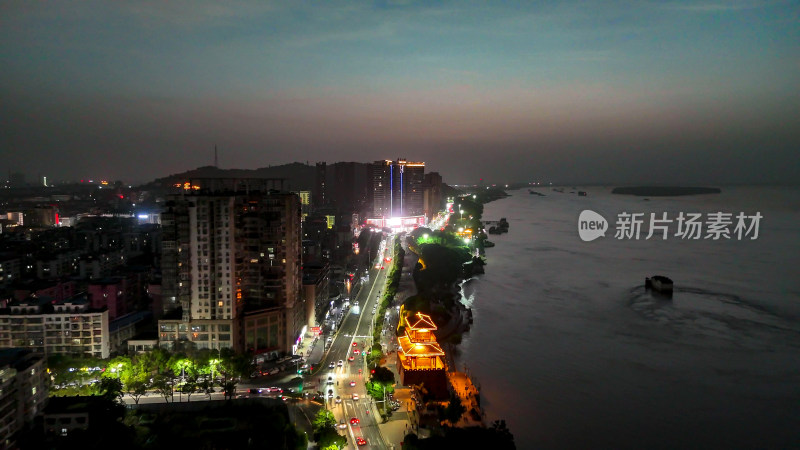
[160,199,190,314]
[422,171,443,220]
[159,185,304,354]
[370,159,425,217]
[240,191,304,355]
[0,349,48,449]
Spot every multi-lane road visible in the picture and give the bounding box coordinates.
[122,234,398,447]
[315,235,394,449]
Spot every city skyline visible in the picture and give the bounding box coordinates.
[2,1,798,185]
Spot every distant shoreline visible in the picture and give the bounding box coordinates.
[611,186,722,196]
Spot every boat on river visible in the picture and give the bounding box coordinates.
[645,276,673,295]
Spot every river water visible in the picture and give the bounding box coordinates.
[456,186,800,449]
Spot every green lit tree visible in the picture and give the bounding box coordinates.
[312,410,347,449]
[103,355,132,379]
[312,409,337,431]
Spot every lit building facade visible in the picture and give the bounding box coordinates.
[364,216,426,234]
[370,159,425,218]
[159,186,304,355]
[397,309,448,399]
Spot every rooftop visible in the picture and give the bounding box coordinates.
[0,348,41,368]
[109,311,151,332]
[44,396,107,415]
[398,335,444,357]
[407,312,437,331]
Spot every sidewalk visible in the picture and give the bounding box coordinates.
[299,334,325,367]
[376,352,421,449]
[447,371,483,427]
[376,238,423,448]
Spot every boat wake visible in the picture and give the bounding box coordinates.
[627,285,800,349]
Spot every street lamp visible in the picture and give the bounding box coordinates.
[210,358,220,382]
[459,210,464,220]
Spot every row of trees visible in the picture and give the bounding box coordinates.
[370,235,405,348]
[48,347,255,403]
[101,347,254,403]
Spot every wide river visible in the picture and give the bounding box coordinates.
[456,186,800,449]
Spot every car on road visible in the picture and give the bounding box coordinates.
[350,381,356,387]
[348,356,355,362]
[328,389,334,398]
[352,393,359,400]
[327,376,333,385]
[337,360,343,367]
[329,362,335,369]
[356,437,367,446]
[335,396,342,404]
[353,349,360,355]
[338,420,347,429]
[350,417,360,425]
[268,387,282,393]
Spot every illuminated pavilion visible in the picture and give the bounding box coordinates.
[397,310,448,399]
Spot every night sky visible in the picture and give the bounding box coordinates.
[1,1,798,185]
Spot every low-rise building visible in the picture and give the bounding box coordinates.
[242,306,285,355]
[42,396,105,438]
[127,331,158,354]
[158,318,236,352]
[108,311,151,354]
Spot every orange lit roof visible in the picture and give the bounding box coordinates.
[407,312,436,331]
[398,335,444,357]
